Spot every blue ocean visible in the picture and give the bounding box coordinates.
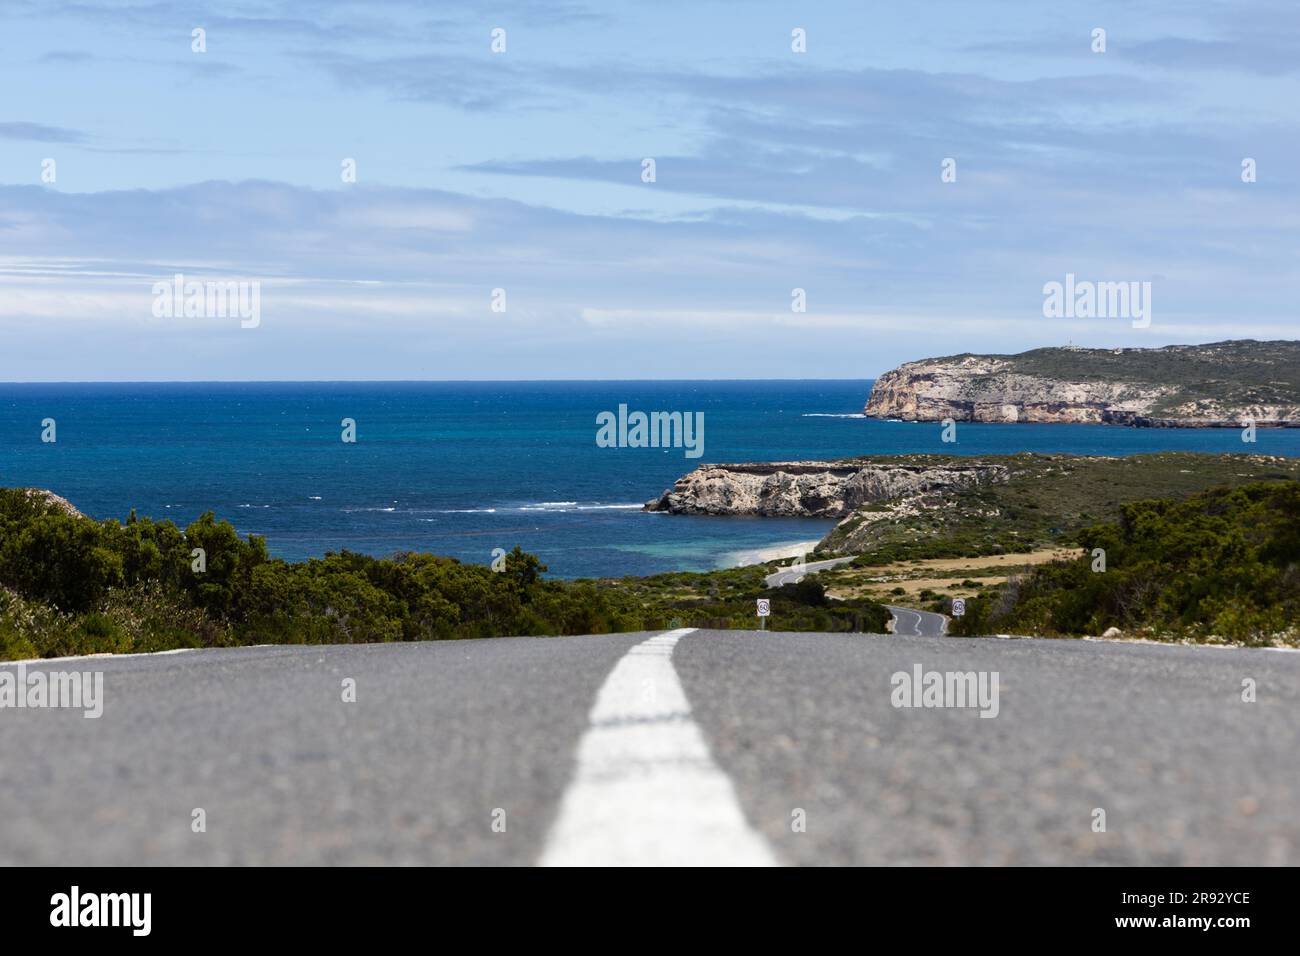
[2,381,1297,578]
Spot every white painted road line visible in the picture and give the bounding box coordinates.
[0,647,199,667]
[538,628,778,867]
[886,606,948,637]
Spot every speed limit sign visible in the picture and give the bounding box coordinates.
[756,599,771,617]
[952,598,966,617]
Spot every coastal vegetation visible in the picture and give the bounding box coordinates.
[649,452,1300,646]
[2,451,1294,659]
[947,482,1300,645]
[818,452,1300,562]
[0,488,888,660]
[589,565,890,634]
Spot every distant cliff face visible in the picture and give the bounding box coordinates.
[644,458,1010,517]
[864,340,1300,427]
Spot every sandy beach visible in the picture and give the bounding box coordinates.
[723,539,823,568]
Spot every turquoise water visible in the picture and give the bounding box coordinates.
[1,381,1296,578]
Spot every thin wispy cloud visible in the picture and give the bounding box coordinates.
[0,121,87,143]
[0,0,1295,379]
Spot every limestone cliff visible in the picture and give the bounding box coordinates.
[864,340,1300,427]
[643,457,1010,518]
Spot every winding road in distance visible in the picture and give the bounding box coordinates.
[762,556,854,587]
[761,557,948,637]
[885,605,948,637]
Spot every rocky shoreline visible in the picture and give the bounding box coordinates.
[643,457,1011,518]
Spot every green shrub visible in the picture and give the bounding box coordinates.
[0,487,893,659]
[950,482,1300,644]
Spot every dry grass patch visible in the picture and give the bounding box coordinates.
[823,548,1081,601]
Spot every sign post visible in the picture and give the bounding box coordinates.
[756,598,770,631]
[952,598,966,618]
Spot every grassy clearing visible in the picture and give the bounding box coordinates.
[820,548,1081,603]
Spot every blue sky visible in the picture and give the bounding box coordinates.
[1,0,1297,380]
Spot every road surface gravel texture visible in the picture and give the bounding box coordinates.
[0,629,1294,866]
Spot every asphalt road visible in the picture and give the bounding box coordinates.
[1,630,1296,865]
[763,556,854,587]
[886,605,948,637]
[763,565,946,640]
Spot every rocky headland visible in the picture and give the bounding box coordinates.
[643,457,1010,518]
[646,453,1300,561]
[863,340,1300,427]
